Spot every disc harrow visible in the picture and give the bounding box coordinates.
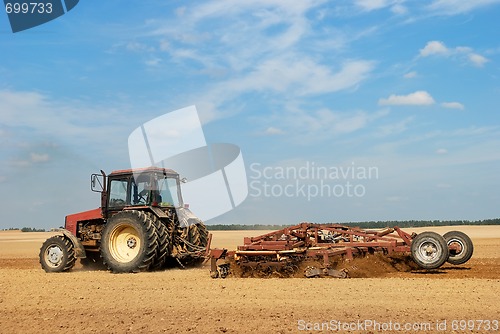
[209,222,473,278]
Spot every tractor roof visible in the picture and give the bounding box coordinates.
[109,166,179,177]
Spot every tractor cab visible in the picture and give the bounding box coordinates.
[92,167,184,216]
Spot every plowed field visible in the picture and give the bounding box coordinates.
[1,226,499,333]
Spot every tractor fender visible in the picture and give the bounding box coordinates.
[54,228,87,258]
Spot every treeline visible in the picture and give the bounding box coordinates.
[20,227,46,232]
[1,227,46,232]
[206,218,500,230]
[207,224,290,231]
[341,218,500,229]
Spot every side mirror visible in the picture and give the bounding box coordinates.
[91,173,105,192]
[181,177,188,184]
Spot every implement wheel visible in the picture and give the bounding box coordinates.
[444,231,473,265]
[411,232,449,269]
[39,235,76,273]
[101,211,158,273]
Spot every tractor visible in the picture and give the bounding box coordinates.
[39,167,210,273]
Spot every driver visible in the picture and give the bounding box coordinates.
[138,182,162,204]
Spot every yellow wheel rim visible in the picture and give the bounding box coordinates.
[109,224,141,263]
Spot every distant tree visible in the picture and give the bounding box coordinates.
[20,227,46,232]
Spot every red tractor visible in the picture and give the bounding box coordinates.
[39,167,210,273]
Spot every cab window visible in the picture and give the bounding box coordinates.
[109,179,128,207]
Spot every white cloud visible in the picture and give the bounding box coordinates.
[420,41,449,56]
[30,153,49,163]
[404,71,417,78]
[354,0,407,13]
[308,109,368,134]
[145,58,162,66]
[8,152,50,168]
[468,53,489,67]
[178,56,374,125]
[145,0,378,117]
[391,3,408,14]
[201,57,372,129]
[427,0,500,15]
[188,0,325,21]
[155,0,324,60]
[0,89,143,165]
[378,91,435,106]
[207,57,375,102]
[6,152,50,168]
[455,46,472,53]
[111,1,390,140]
[355,0,391,11]
[450,126,499,137]
[419,41,489,67]
[0,90,131,135]
[126,41,155,53]
[260,106,388,144]
[441,102,465,110]
[175,6,186,17]
[264,127,285,135]
[377,116,414,136]
[436,148,448,155]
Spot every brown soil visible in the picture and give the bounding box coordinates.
[1,227,500,333]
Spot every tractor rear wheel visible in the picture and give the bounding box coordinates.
[39,235,76,273]
[148,214,171,270]
[444,231,473,265]
[410,232,449,270]
[187,222,208,251]
[186,222,209,265]
[101,210,158,273]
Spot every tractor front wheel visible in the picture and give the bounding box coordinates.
[39,235,76,273]
[411,231,449,270]
[101,211,158,273]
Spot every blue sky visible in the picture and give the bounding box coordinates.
[1,0,500,229]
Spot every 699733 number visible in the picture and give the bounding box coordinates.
[5,2,53,14]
